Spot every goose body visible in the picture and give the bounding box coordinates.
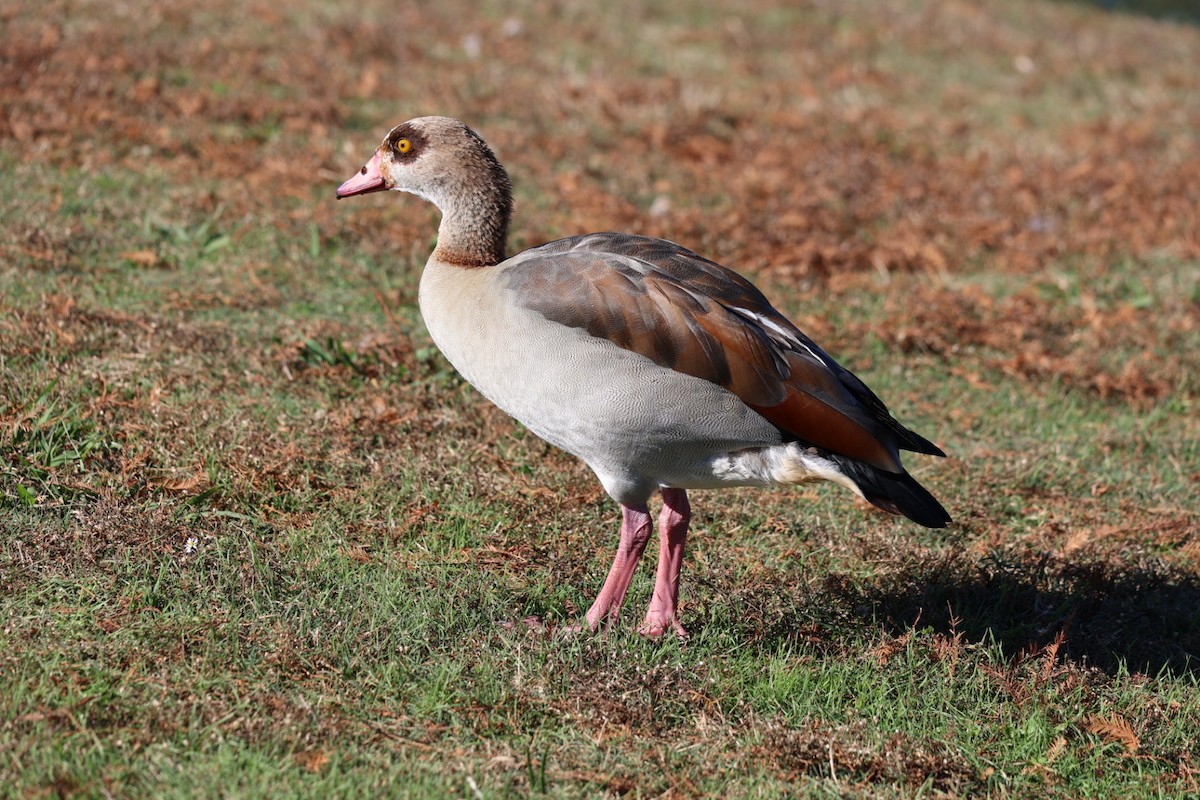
[338,116,950,636]
[422,238,808,505]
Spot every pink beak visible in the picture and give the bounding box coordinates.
[336,151,387,198]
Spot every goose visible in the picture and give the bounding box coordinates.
[336,116,950,637]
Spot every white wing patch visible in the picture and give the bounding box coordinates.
[728,306,826,366]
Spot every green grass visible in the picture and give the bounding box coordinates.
[3,0,1200,796]
[5,511,1197,796]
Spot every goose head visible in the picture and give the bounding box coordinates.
[336,116,514,266]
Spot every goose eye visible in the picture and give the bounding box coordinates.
[395,138,412,154]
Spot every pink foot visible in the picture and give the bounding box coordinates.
[580,490,694,637]
[637,612,688,639]
[583,503,653,632]
[637,488,691,638]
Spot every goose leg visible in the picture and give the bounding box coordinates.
[639,488,690,638]
[584,503,653,631]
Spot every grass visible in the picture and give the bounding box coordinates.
[3,0,1200,796]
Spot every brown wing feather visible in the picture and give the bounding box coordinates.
[505,233,922,472]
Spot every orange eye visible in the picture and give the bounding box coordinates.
[395,138,412,154]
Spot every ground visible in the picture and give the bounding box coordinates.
[1,0,1198,797]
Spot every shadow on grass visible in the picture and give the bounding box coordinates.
[1058,0,1200,24]
[844,550,1200,678]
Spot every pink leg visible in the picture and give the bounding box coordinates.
[639,488,690,638]
[584,503,653,632]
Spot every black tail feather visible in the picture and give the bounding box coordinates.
[830,455,951,528]
[895,427,946,458]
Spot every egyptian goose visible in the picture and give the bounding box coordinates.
[337,116,950,637]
